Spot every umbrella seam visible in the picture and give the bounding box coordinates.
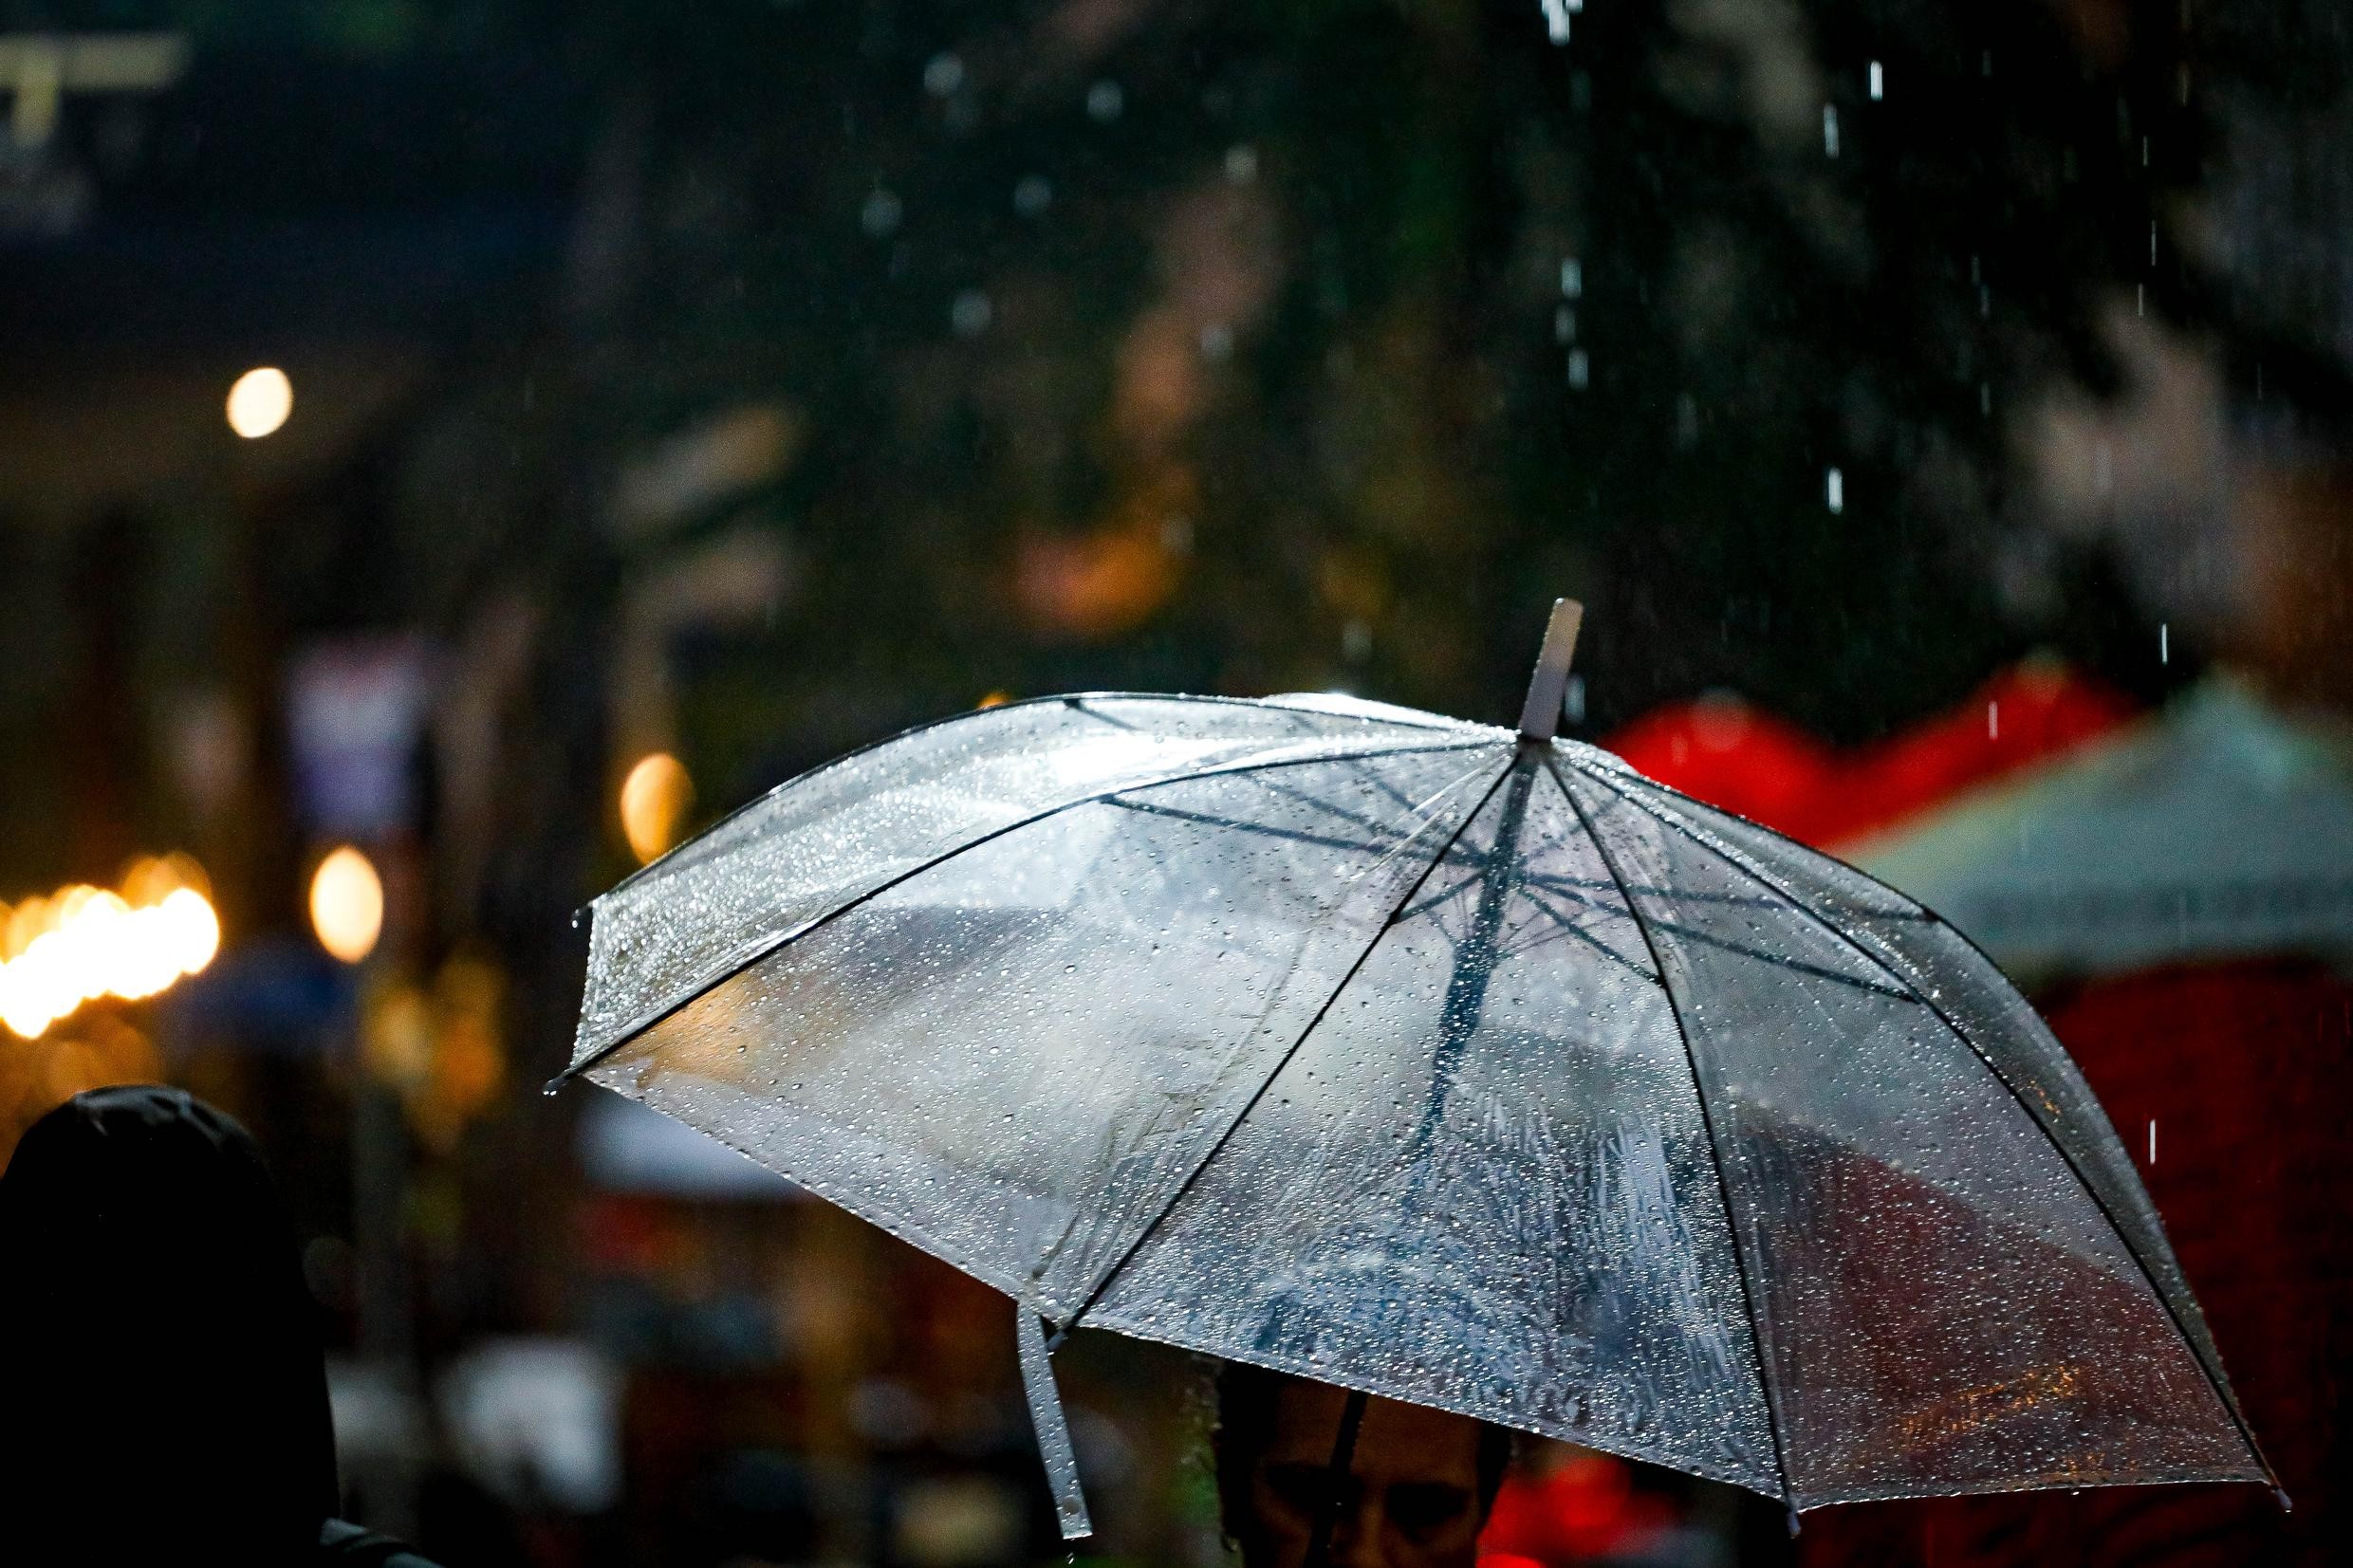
[606,1080,1039,1304]
[1050,756,1518,1334]
[1545,751,1798,1507]
[1556,749,1935,924]
[1570,761,2281,1491]
[1074,1314,1813,1497]
[556,737,1501,1086]
[591,692,1492,909]
[1791,1467,2276,1510]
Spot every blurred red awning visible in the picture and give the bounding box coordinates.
[1603,658,2138,851]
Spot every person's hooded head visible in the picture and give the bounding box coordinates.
[0,1085,338,1560]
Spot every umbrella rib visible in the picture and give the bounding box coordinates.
[1633,918,1919,1000]
[592,690,1472,908]
[1566,765,1936,925]
[1064,696,1153,731]
[1526,868,1807,913]
[1544,753,1798,1506]
[1252,772,1425,838]
[1262,759,1428,820]
[1052,757,1518,1334]
[1518,875,1908,999]
[1102,796,1401,856]
[1393,867,1484,926]
[1568,761,2283,1490]
[556,738,1499,1087]
[1511,888,1661,983]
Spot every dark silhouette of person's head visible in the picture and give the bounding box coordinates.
[1214,1363,1510,1568]
[0,1085,339,1560]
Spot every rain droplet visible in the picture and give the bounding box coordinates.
[1013,175,1053,216]
[1085,80,1124,121]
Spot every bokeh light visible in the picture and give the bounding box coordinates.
[0,858,220,1040]
[620,752,694,865]
[225,365,293,438]
[309,845,384,965]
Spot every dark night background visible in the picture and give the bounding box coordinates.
[2,3,2347,1565]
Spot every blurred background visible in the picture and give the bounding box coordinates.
[2,1,2347,1564]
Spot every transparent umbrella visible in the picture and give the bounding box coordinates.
[554,601,2276,1536]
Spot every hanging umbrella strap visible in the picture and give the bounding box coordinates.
[1017,1308,1096,1542]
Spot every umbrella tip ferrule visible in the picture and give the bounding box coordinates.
[1516,598,1584,742]
[2274,1486,2294,1514]
[1785,1505,1803,1539]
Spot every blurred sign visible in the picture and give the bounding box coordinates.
[0,33,187,148]
[435,1337,621,1514]
[0,32,188,236]
[287,636,432,839]
[163,934,353,1057]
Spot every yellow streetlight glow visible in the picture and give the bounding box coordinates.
[0,858,220,1039]
[620,752,694,865]
[309,846,383,965]
[226,366,293,438]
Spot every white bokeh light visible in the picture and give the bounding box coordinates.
[226,366,293,438]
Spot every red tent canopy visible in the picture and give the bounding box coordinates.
[1603,660,2138,851]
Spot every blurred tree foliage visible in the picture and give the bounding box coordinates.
[443,0,2214,803]
[15,0,2325,853]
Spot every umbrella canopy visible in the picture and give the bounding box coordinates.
[1852,676,2353,980]
[560,603,2273,1527]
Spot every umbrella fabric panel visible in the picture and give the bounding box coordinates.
[1596,768,2247,1436]
[574,695,1487,1065]
[588,745,1508,1307]
[1556,760,2259,1505]
[1563,763,2140,1260]
[1088,763,1779,1493]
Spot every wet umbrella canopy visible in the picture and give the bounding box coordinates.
[558,602,2276,1530]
